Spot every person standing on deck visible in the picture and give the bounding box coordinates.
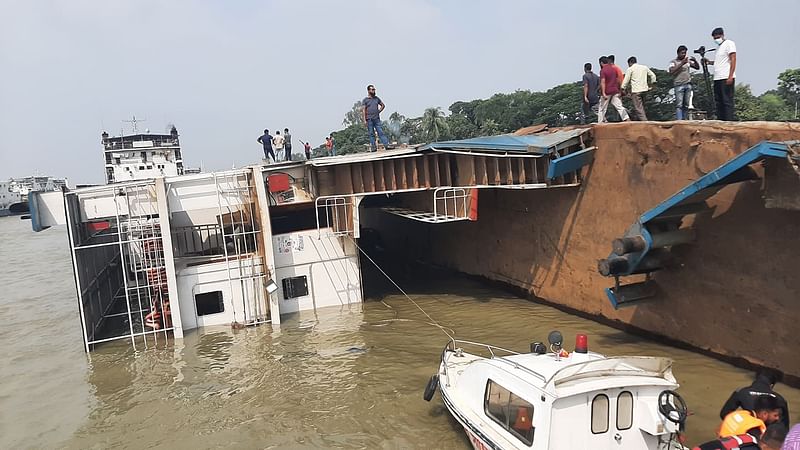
[669,45,700,120]
[598,56,630,123]
[607,55,629,120]
[608,55,625,90]
[621,56,657,121]
[257,129,275,163]
[704,27,737,121]
[363,84,390,152]
[283,128,293,162]
[272,130,285,162]
[581,62,600,124]
[302,140,312,160]
[325,136,334,156]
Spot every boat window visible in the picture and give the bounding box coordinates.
[617,391,634,430]
[195,291,224,316]
[591,394,609,434]
[484,380,535,446]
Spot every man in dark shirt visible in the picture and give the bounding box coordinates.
[284,128,292,162]
[720,370,790,428]
[581,62,600,124]
[257,129,275,162]
[363,84,390,152]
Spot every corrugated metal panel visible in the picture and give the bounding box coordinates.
[308,147,420,167]
[420,129,589,154]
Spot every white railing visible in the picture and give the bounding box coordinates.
[433,187,470,221]
[315,195,354,237]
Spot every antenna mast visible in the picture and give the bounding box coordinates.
[122,115,147,134]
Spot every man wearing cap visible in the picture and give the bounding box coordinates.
[704,27,737,120]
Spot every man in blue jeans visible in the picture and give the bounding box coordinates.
[363,84,391,152]
[669,45,700,120]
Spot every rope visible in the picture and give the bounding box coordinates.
[348,236,455,343]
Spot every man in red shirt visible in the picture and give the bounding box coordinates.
[608,55,625,88]
[598,56,630,123]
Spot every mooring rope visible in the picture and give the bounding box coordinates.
[348,236,456,343]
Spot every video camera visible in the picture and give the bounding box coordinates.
[693,45,715,58]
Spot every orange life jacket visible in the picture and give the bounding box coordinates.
[718,410,765,438]
[512,406,532,433]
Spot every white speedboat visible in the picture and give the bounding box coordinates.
[424,331,688,450]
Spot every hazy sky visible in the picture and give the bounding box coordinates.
[1,0,798,184]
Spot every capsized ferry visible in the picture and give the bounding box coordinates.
[424,332,688,450]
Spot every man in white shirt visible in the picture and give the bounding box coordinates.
[272,131,286,161]
[621,56,657,121]
[704,27,737,121]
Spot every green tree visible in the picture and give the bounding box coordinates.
[479,119,501,135]
[759,92,793,121]
[528,83,583,126]
[342,101,364,127]
[420,107,449,142]
[385,112,405,143]
[331,122,368,156]
[445,113,479,140]
[777,68,800,119]
[400,116,425,144]
[734,84,767,121]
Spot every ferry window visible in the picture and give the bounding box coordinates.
[484,380,535,446]
[195,291,224,316]
[591,394,609,434]
[617,391,634,430]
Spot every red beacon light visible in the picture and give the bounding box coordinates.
[575,334,588,353]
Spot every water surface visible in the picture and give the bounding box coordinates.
[1,216,797,448]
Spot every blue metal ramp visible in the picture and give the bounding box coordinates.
[599,141,798,308]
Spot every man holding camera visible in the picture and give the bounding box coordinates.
[669,45,700,120]
[704,27,737,121]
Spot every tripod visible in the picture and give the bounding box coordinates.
[694,46,716,119]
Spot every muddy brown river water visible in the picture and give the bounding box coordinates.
[1,215,798,448]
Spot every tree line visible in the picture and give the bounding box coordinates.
[324,68,799,156]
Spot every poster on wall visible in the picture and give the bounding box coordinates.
[276,235,305,254]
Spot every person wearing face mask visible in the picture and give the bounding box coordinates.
[703,27,737,120]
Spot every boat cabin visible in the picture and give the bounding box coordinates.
[435,337,686,450]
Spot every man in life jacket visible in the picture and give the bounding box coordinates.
[719,395,782,438]
[692,423,788,450]
[720,369,790,428]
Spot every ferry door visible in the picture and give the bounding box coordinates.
[587,390,638,448]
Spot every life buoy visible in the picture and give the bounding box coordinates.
[423,374,439,402]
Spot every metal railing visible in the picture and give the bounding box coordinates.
[315,195,354,237]
[433,187,469,221]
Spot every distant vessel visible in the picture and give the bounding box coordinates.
[0,176,68,216]
[102,119,185,184]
